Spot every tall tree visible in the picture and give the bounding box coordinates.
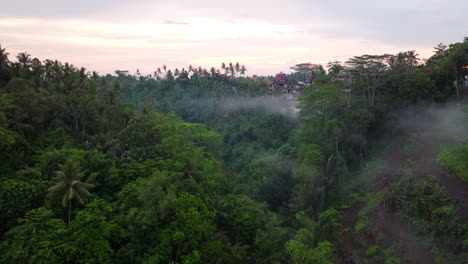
[16,52,31,68]
[0,45,9,67]
[229,62,234,77]
[0,44,11,85]
[240,65,246,76]
[47,161,94,225]
[347,54,390,105]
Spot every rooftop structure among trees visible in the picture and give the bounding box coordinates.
[268,73,305,96]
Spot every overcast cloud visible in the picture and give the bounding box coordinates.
[0,0,466,75]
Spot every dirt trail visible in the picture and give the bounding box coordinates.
[412,131,468,220]
[339,137,435,264]
[372,137,406,192]
[374,206,434,264]
[339,202,365,259]
[339,103,467,263]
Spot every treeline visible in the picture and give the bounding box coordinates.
[0,37,467,264]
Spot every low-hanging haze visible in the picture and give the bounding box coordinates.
[1,0,467,75]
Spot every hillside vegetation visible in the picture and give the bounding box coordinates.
[0,38,467,264]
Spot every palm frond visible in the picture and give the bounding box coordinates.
[74,190,85,205]
[47,182,66,193]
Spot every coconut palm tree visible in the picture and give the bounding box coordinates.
[78,67,87,85]
[0,44,10,67]
[240,65,246,75]
[235,62,240,76]
[406,50,419,69]
[16,52,31,68]
[210,67,216,78]
[166,69,173,80]
[91,71,99,80]
[228,62,235,77]
[47,161,94,225]
[0,45,11,85]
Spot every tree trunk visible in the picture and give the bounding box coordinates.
[360,141,364,168]
[68,199,71,226]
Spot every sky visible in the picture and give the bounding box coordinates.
[1,0,467,76]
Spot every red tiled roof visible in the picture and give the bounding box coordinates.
[275,73,288,80]
[272,73,300,86]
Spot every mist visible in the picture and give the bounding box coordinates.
[397,101,468,141]
[216,94,300,119]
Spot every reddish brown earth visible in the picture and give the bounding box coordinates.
[412,131,468,221]
[339,202,365,260]
[339,104,468,264]
[374,206,434,264]
[339,136,434,264]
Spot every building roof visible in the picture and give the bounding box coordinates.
[272,73,299,86]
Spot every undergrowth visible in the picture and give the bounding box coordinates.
[437,140,468,182]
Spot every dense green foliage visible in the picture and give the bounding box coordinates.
[0,37,467,263]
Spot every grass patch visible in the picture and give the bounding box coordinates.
[355,192,383,232]
[437,140,468,182]
[384,175,468,262]
[365,245,380,257]
[383,256,401,264]
[365,238,401,264]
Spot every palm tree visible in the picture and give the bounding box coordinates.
[229,63,235,77]
[91,71,99,80]
[78,67,87,85]
[240,65,246,76]
[210,67,216,78]
[16,52,31,68]
[0,44,10,67]
[47,161,94,225]
[166,69,173,80]
[235,62,240,76]
[406,50,419,69]
[62,62,75,94]
[0,45,11,86]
